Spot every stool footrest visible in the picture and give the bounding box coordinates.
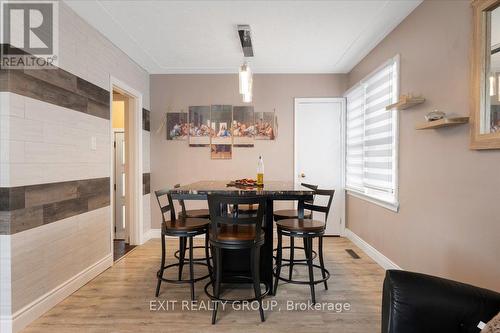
[157,262,211,284]
[272,246,317,262]
[273,263,330,285]
[174,246,213,262]
[204,277,270,303]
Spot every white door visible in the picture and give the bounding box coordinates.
[114,132,127,240]
[294,98,344,235]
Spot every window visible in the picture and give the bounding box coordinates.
[345,56,399,210]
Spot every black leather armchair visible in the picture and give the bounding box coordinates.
[382,270,500,333]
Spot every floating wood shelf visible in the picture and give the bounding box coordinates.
[386,96,425,111]
[416,117,470,130]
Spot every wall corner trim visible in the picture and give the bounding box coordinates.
[344,228,401,270]
[3,253,113,333]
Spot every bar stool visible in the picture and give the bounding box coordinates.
[173,184,211,276]
[273,183,318,220]
[273,183,319,280]
[273,189,335,304]
[204,194,269,324]
[154,189,212,301]
[174,184,210,218]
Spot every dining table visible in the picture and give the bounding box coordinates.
[169,180,315,295]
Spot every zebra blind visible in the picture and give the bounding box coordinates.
[345,85,365,191]
[345,57,399,205]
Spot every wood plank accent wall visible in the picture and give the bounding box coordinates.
[0,177,110,235]
[0,65,110,119]
[143,173,150,195]
[142,108,150,131]
[0,45,113,235]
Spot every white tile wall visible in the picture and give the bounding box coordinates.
[58,2,150,109]
[0,93,110,187]
[10,207,110,313]
[0,235,12,318]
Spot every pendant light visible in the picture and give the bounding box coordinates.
[239,62,252,95]
[243,82,252,103]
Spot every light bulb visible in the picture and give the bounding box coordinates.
[242,72,252,103]
[239,63,252,95]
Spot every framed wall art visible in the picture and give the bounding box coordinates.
[232,106,255,147]
[166,112,188,140]
[188,106,211,146]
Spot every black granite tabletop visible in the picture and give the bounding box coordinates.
[169,180,315,197]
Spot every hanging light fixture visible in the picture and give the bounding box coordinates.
[237,25,254,103]
[243,74,253,103]
[239,62,253,102]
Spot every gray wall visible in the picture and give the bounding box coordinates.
[346,0,500,292]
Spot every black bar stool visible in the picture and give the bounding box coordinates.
[204,194,269,324]
[273,183,319,280]
[173,184,211,272]
[273,183,318,220]
[174,184,210,219]
[154,189,212,301]
[273,189,335,304]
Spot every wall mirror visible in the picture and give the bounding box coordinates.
[471,0,500,149]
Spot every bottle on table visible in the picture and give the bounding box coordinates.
[257,155,264,186]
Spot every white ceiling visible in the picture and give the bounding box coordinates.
[65,0,422,74]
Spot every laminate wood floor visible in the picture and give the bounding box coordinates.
[23,237,385,333]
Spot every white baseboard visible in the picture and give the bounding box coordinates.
[4,254,112,333]
[344,228,401,270]
[144,228,161,240]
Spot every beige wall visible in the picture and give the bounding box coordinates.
[346,0,500,291]
[150,74,346,228]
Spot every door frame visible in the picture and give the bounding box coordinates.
[293,97,346,236]
[112,129,126,240]
[109,76,144,251]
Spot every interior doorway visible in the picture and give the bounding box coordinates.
[110,77,144,262]
[112,92,133,260]
[294,98,345,236]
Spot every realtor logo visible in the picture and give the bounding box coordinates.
[1,0,58,68]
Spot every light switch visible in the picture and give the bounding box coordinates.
[91,136,97,150]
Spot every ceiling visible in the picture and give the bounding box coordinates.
[65,0,422,74]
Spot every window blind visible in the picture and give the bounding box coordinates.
[345,57,398,205]
[345,85,365,191]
